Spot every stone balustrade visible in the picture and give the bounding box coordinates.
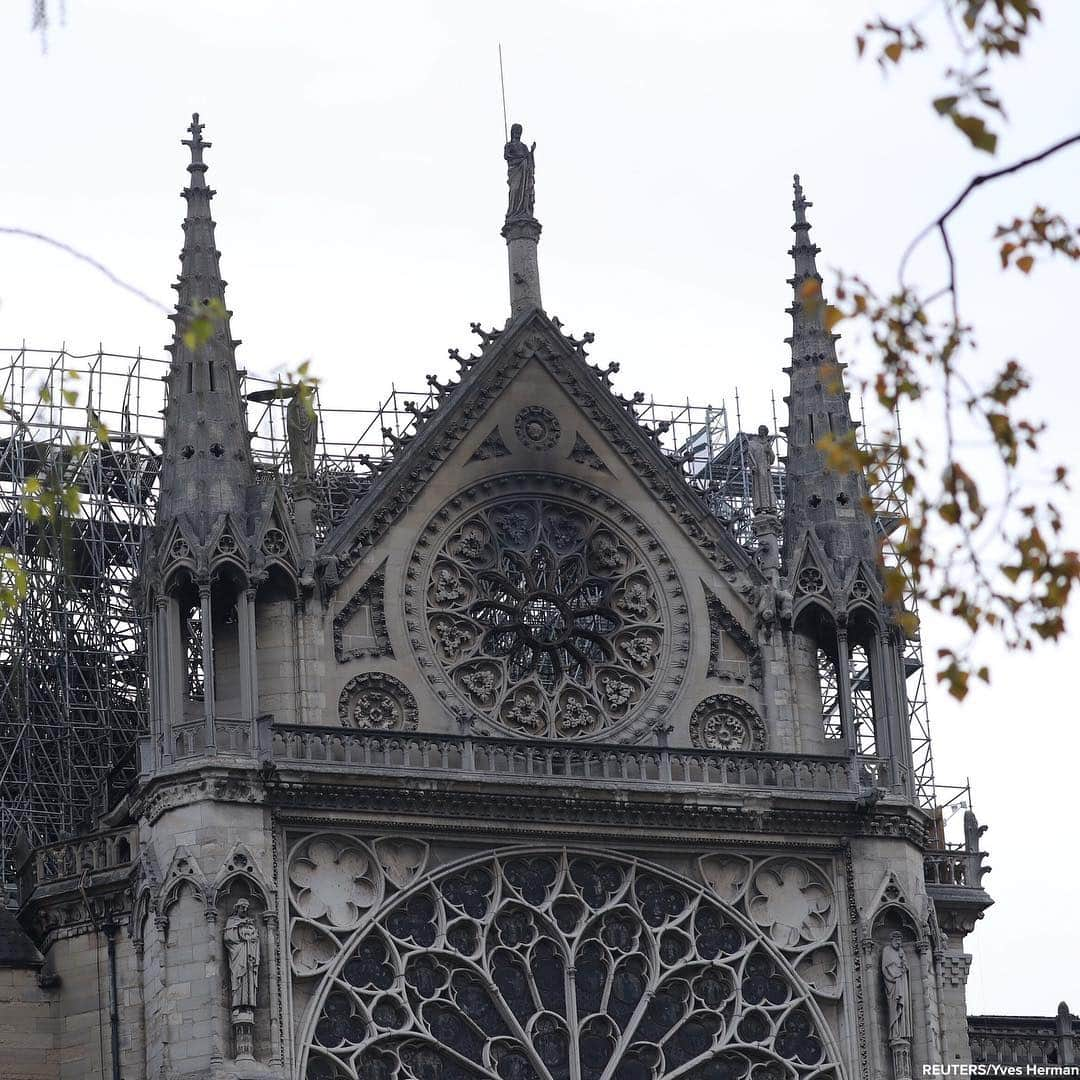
[924,845,990,888]
[968,1006,1076,1067]
[139,715,269,773]
[20,824,138,893]
[269,724,860,795]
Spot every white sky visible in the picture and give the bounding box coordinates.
[3,0,1078,1016]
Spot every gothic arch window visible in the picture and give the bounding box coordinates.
[301,849,843,1080]
[407,480,688,741]
[796,601,888,758]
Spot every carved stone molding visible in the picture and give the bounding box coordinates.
[333,561,393,663]
[705,587,763,690]
[266,779,929,846]
[569,432,610,473]
[322,315,754,591]
[469,426,510,463]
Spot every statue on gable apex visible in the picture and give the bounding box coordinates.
[504,123,537,221]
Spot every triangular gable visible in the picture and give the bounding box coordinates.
[320,308,756,589]
[786,526,842,616]
[841,558,883,612]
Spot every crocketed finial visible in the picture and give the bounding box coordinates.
[792,173,812,227]
[182,112,211,169]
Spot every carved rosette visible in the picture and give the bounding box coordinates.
[337,673,418,731]
[407,477,688,740]
[514,405,560,450]
[689,694,767,752]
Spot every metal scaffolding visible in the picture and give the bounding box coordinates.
[0,343,936,897]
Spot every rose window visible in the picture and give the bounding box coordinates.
[419,496,670,738]
[302,850,841,1080]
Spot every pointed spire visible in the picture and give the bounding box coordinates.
[173,112,226,310]
[781,174,878,575]
[500,122,543,317]
[156,113,253,538]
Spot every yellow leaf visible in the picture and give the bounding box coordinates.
[884,42,903,63]
[1016,254,1035,274]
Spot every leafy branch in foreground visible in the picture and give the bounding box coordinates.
[0,298,318,623]
[818,3,1080,698]
[859,1,1041,154]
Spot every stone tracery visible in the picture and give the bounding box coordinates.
[416,493,678,739]
[302,850,843,1080]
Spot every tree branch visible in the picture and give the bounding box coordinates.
[0,226,169,313]
[899,131,1080,291]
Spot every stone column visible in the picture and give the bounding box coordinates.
[501,217,542,316]
[835,627,858,786]
[263,911,283,1066]
[154,598,171,765]
[199,583,216,749]
[917,938,942,1064]
[132,937,147,1080]
[861,938,885,1078]
[237,588,258,724]
[293,597,305,725]
[163,597,184,763]
[152,914,173,1077]
[206,906,229,1064]
[889,626,915,798]
[871,631,898,786]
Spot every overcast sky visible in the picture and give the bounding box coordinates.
[3,1,1078,1015]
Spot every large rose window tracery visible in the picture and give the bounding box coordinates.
[302,851,842,1080]
[416,492,677,739]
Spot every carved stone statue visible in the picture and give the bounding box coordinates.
[286,387,319,483]
[881,931,913,1042]
[504,123,536,221]
[224,898,260,1011]
[746,425,776,512]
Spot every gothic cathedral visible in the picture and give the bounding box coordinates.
[4,115,1005,1080]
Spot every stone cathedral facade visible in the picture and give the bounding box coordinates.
[4,115,1023,1080]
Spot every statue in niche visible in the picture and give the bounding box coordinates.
[504,123,536,221]
[880,931,912,1042]
[224,898,260,1011]
[746,425,776,512]
[286,386,319,483]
